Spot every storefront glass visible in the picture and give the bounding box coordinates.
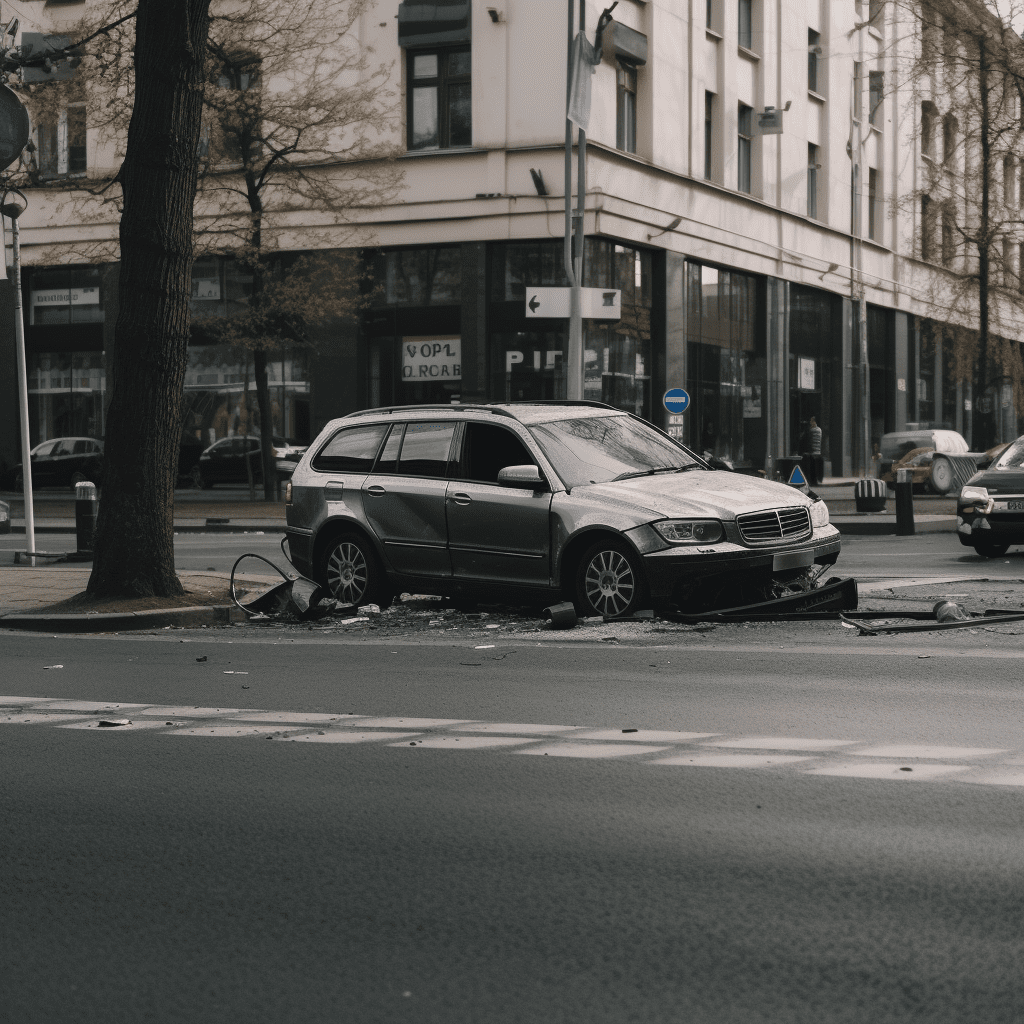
[682,262,765,468]
[789,285,840,473]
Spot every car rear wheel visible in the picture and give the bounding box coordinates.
[575,538,646,618]
[974,539,1010,558]
[320,532,392,609]
[929,455,954,495]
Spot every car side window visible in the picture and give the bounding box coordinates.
[395,422,457,478]
[52,441,73,456]
[312,424,389,473]
[461,423,537,483]
[374,424,405,474]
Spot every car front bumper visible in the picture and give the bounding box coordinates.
[640,526,842,599]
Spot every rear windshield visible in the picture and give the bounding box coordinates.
[529,414,701,488]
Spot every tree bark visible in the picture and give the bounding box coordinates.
[87,0,212,598]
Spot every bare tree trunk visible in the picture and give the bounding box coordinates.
[978,35,992,443]
[87,0,212,598]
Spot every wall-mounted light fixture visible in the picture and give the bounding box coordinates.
[529,169,548,196]
[647,215,682,240]
[487,7,503,23]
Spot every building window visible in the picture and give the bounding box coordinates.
[921,194,935,261]
[807,143,818,218]
[738,0,752,49]
[1003,237,1014,287]
[407,46,471,151]
[707,0,714,28]
[853,62,862,120]
[1019,243,1024,293]
[869,70,884,127]
[921,101,936,158]
[202,54,262,166]
[808,29,820,92]
[868,0,882,24]
[37,104,86,179]
[704,91,714,179]
[942,113,957,163]
[868,167,878,240]
[617,63,637,154]
[942,205,956,266]
[1005,156,1016,208]
[738,103,752,192]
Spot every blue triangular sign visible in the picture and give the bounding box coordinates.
[788,464,807,486]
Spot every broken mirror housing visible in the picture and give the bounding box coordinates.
[653,519,724,544]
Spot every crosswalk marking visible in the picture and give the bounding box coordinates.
[5,693,1024,790]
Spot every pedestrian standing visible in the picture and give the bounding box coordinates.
[806,416,823,486]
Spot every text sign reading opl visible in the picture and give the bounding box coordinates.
[525,287,621,319]
[402,336,461,382]
[663,388,690,414]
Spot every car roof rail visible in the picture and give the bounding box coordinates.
[343,404,517,419]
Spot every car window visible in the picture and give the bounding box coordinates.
[396,422,457,478]
[374,424,405,473]
[530,415,700,488]
[460,423,537,483]
[52,440,74,456]
[32,441,59,458]
[312,424,389,473]
[995,439,1024,468]
[72,440,89,455]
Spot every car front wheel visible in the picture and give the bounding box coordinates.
[974,539,1010,558]
[575,538,646,618]
[320,532,392,609]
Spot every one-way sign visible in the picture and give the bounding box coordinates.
[524,287,621,320]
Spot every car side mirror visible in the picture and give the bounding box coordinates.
[497,464,546,490]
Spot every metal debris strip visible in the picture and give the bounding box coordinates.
[841,609,1024,636]
[666,576,858,624]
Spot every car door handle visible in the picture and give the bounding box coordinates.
[366,485,387,497]
[450,492,472,506]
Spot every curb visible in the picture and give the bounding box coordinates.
[0,604,240,633]
[5,524,286,535]
[832,516,956,536]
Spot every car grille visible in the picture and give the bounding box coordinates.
[736,507,811,545]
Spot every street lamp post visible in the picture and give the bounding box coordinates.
[2,186,33,565]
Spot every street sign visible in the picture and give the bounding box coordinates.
[524,287,621,319]
[663,388,690,414]
[788,464,807,486]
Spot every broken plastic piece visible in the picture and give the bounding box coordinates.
[98,719,131,727]
[542,601,578,630]
[230,553,332,621]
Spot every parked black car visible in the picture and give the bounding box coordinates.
[1,437,104,491]
[191,435,307,488]
[957,435,1024,556]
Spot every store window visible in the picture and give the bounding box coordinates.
[369,247,461,306]
[683,262,765,469]
[407,47,471,150]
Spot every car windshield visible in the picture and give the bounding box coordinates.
[994,438,1024,469]
[529,414,702,488]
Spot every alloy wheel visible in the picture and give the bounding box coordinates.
[583,548,636,617]
[326,540,369,606]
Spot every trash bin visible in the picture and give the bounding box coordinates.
[854,478,887,513]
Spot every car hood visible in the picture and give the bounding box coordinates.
[572,471,813,519]
[970,467,1024,494]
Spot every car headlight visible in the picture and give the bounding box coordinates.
[653,519,724,544]
[809,499,829,528]
[960,485,989,503]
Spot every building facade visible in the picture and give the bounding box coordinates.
[1,0,1020,481]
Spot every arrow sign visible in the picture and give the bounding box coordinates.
[524,287,621,319]
[663,388,689,414]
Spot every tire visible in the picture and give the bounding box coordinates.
[70,470,87,491]
[929,456,954,495]
[575,538,646,618]
[191,464,209,490]
[974,539,1010,558]
[319,531,392,609]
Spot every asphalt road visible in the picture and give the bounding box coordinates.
[4,631,1024,1023]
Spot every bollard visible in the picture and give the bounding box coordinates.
[74,480,98,559]
[895,467,915,536]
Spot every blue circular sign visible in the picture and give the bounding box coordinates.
[663,388,690,414]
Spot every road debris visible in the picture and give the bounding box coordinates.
[43,665,63,670]
[542,602,578,630]
[98,719,131,727]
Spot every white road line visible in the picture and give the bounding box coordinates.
[449,722,580,735]
[0,696,59,705]
[136,706,259,718]
[654,753,813,768]
[169,725,295,737]
[225,711,363,724]
[804,762,967,780]
[850,744,1010,759]
[390,736,538,750]
[42,700,153,712]
[58,720,171,731]
[518,743,669,759]
[960,773,1024,787]
[703,737,859,751]
[352,717,478,728]
[279,731,422,744]
[3,712,93,724]
[573,729,721,743]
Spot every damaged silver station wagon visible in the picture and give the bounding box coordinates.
[283,402,841,617]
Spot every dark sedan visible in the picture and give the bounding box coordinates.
[191,435,306,488]
[957,436,1024,556]
[1,437,104,492]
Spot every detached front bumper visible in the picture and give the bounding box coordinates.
[640,526,842,600]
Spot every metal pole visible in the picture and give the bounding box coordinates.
[564,0,580,400]
[11,213,35,565]
[568,0,586,402]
